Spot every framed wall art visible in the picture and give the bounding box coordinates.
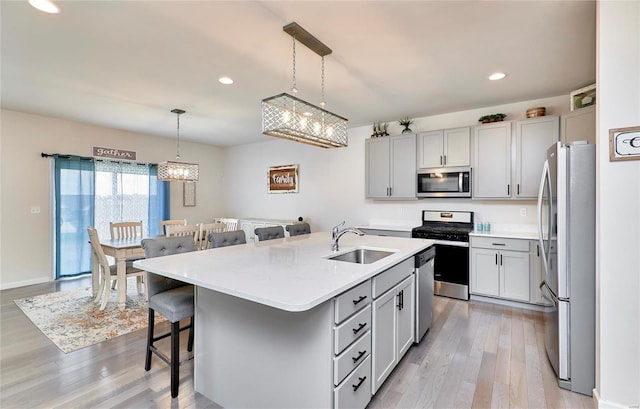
[268,164,299,194]
[183,182,196,206]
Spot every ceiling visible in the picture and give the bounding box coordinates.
[1,1,596,147]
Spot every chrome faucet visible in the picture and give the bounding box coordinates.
[331,221,364,252]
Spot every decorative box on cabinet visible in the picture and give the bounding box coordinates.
[470,236,530,302]
[417,127,470,169]
[365,134,417,199]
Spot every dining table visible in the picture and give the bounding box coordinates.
[91,237,145,308]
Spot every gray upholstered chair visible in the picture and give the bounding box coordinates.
[254,226,285,241]
[141,235,196,399]
[208,230,247,248]
[286,222,311,236]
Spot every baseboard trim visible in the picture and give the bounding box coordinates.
[593,388,637,409]
[470,294,545,312]
[0,277,51,291]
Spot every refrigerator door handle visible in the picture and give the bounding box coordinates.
[537,159,550,278]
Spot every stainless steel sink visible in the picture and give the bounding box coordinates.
[328,248,395,264]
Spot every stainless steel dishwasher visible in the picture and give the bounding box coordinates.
[415,246,436,343]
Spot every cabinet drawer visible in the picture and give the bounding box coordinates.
[334,355,372,409]
[372,258,413,299]
[334,331,371,386]
[334,305,371,354]
[335,279,372,324]
[471,236,529,252]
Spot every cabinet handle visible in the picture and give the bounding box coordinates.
[492,243,506,246]
[500,254,503,266]
[352,322,367,335]
[352,295,368,305]
[507,184,510,195]
[352,376,367,392]
[389,187,392,196]
[517,184,520,195]
[444,155,447,165]
[440,155,443,165]
[352,350,367,363]
[495,254,498,265]
[537,244,540,257]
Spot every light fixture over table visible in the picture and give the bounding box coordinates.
[158,109,199,182]
[262,22,348,148]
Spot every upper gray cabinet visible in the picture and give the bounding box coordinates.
[473,117,559,200]
[515,116,559,198]
[561,106,595,145]
[366,134,417,200]
[473,121,513,198]
[417,127,470,169]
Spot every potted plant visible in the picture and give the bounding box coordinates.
[398,117,414,133]
[478,113,507,123]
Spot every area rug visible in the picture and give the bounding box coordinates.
[14,283,162,354]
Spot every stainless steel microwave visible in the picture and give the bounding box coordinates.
[417,167,472,198]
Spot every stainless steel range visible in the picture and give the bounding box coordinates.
[412,210,474,300]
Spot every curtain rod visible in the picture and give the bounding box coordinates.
[41,152,154,166]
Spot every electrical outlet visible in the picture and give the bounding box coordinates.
[30,206,41,214]
[520,208,527,217]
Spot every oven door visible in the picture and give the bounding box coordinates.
[417,167,471,198]
[432,242,470,300]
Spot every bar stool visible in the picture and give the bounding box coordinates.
[254,226,284,241]
[286,222,311,236]
[141,235,196,398]
[208,230,247,248]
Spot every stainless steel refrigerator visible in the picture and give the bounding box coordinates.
[536,141,595,396]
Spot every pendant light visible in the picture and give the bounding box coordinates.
[262,22,348,148]
[158,109,199,182]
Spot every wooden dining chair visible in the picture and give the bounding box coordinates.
[222,218,238,232]
[166,224,200,249]
[109,220,145,292]
[198,222,226,250]
[87,227,145,310]
[110,221,144,240]
[160,219,187,236]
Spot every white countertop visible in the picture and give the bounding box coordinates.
[134,232,433,313]
[470,230,539,240]
[357,224,415,232]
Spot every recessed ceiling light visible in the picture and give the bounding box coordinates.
[218,77,234,85]
[28,0,60,14]
[489,72,507,81]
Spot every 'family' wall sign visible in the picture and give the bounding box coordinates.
[268,165,299,193]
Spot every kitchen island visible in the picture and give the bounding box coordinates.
[135,232,433,408]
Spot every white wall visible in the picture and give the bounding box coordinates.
[595,1,640,408]
[222,95,569,232]
[0,109,225,289]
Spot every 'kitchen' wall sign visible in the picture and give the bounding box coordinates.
[268,164,299,193]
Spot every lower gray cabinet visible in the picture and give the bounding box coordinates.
[372,274,415,393]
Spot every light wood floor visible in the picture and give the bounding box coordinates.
[0,276,594,408]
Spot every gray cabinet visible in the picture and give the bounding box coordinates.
[366,134,417,199]
[473,121,512,198]
[371,258,414,393]
[561,106,595,145]
[529,240,545,304]
[473,117,559,199]
[417,127,470,169]
[470,236,530,302]
[515,116,559,198]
